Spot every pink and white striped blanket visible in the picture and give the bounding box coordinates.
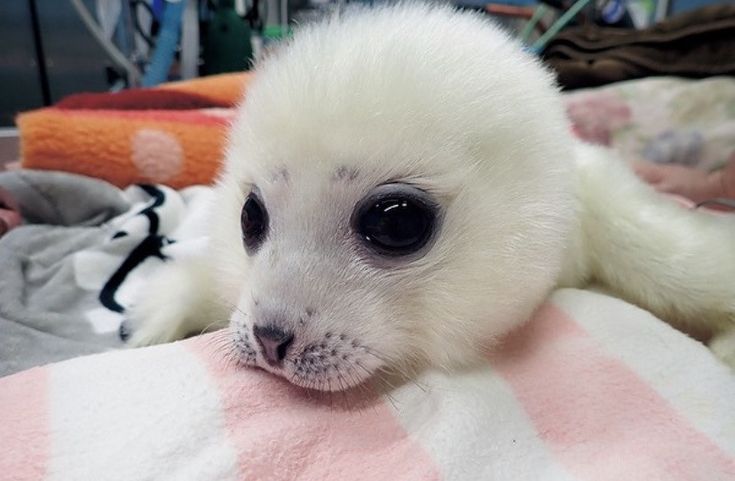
[2,288,734,481]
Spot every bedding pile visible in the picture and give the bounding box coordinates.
[543,4,735,90]
[0,169,211,376]
[2,288,734,480]
[5,72,735,481]
[565,76,735,171]
[15,74,735,190]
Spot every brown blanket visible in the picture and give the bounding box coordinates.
[543,4,735,90]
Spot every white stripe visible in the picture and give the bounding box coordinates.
[552,288,735,456]
[389,368,577,481]
[47,343,240,481]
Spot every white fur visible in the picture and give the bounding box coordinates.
[126,3,735,390]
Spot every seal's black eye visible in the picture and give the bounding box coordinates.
[354,184,437,257]
[241,192,268,253]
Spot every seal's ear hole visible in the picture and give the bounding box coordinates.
[352,183,438,258]
[242,191,269,253]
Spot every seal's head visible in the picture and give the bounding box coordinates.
[214,3,575,391]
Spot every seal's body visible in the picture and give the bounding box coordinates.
[127,3,735,390]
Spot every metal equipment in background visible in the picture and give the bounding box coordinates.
[1,0,727,127]
[1,1,113,126]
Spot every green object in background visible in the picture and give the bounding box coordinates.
[201,0,254,74]
[626,0,657,28]
[263,25,292,41]
[529,0,594,53]
[520,4,548,44]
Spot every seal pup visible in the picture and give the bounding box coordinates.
[125,3,735,390]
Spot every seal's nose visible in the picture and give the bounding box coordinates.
[253,325,294,366]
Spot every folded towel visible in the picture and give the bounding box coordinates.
[16,73,250,189]
[543,4,735,90]
[2,288,733,481]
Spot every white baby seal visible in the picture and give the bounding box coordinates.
[126,2,735,390]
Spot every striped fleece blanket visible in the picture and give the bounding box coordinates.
[2,288,734,481]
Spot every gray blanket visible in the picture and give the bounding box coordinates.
[0,170,210,376]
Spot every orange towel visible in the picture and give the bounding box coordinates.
[158,72,249,106]
[17,73,252,189]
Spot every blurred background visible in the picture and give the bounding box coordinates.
[0,0,729,127]
[1,0,734,175]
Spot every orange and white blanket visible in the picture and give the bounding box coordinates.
[16,73,250,189]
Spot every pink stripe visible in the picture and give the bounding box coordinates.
[188,336,440,481]
[492,303,735,481]
[0,367,50,481]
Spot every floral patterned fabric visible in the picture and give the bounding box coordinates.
[564,76,735,172]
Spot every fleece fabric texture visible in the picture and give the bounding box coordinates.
[0,170,211,376]
[1,288,733,481]
[16,73,250,189]
[542,4,735,90]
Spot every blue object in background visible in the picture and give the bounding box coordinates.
[152,0,166,20]
[601,0,626,23]
[142,0,184,87]
[670,0,731,15]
